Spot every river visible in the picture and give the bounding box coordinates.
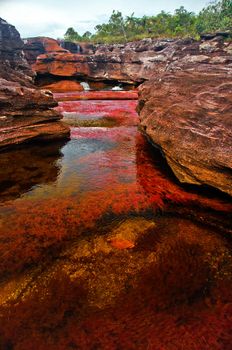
[0,90,231,349]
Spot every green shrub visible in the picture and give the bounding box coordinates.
[63,1,232,44]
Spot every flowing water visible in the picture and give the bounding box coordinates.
[0,91,231,349]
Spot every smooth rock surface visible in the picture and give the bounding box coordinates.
[138,69,232,196]
[0,18,69,150]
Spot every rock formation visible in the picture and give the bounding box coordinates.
[24,34,232,195]
[23,36,68,65]
[138,54,232,196]
[0,18,69,151]
[25,35,232,84]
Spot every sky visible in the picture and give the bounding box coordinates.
[0,0,210,39]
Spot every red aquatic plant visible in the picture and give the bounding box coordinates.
[0,95,231,350]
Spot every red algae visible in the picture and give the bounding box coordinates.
[0,127,230,280]
[0,92,231,349]
[56,100,139,126]
[0,217,231,350]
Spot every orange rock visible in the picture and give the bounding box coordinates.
[25,37,67,53]
[35,53,90,77]
[40,37,67,53]
[42,80,84,92]
[88,81,109,90]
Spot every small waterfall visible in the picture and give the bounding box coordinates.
[80,82,91,91]
[60,41,82,54]
[76,44,82,54]
[112,84,123,91]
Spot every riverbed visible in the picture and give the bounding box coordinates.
[0,91,231,349]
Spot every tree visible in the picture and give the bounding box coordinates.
[64,27,82,41]
[63,1,231,44]
[172,6,196,35]
[82,31,92,40]
[196,0,232,33]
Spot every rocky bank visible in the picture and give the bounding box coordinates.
[25,34,232,84]
[136,37,232,196]
[25,34,232,196]
[0,19,69,150]
[138,68,232,196]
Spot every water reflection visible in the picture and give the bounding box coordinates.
[0,141,66,203]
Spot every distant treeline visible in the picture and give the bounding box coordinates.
[64,0,232,43]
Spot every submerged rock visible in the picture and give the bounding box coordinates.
[0,215,231,349]
[0,18,69,150]
[108,217,156,249]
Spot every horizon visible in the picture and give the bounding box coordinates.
[0,0,210,39]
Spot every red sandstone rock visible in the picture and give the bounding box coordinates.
[0,18,69,150]
[23,36,67,64]
[138,69,232,196]
[35,52,90,77]
[35,37,67,53]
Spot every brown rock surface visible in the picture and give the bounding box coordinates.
[138,68,232,196]
[0,18,69,151]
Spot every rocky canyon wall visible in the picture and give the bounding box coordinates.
[0,19,69,151]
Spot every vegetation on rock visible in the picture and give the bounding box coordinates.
[64,0,232,43]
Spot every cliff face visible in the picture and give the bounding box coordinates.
[0,18,69,150]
